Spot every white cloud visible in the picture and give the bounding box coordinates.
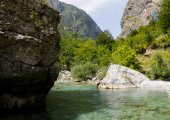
[59,0,128,37]
[60,0,111,13]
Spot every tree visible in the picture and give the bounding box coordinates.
[111,45,140,70]
[148,53,170,80]
[74,39,111,66]
[71,63,97,81]
[96,30,114,50]
[159,0,170,32]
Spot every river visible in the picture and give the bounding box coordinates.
[1,82,170,120]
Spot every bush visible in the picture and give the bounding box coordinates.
[147,53,170,81]
[111,45,141,70]
[128,29,138,37]
[59,32,83,70]
[96,30,114,51]
[96,66,109,80]
[71,63,97,82]
[74,39,111,67]
[151,35,170,48]
[159,0,170,33]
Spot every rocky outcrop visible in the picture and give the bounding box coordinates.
[0,0,60,110]
[98,64,150,89]
[48,0,102,39]
[98,64,170,90]
[120,0,162,37]
[141,81,170,89]
[57,70,72,82]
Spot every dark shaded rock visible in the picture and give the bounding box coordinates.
[0,0,60,110]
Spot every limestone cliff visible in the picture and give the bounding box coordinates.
[121,0,162,37]
[48,0,102,39]
[0,0,60,110]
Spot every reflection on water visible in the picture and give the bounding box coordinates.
[1,83,170,120]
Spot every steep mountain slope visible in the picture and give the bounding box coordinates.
[48,0,102,39]
[121,0,163,37]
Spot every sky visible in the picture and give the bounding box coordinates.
[59,0,128,38]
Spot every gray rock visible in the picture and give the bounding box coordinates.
[0,0,60,110]
[98,64,150,89]
[57,70,72,82]
[98,64,170,90]
[120,0,162,37]
[141,81,170,89]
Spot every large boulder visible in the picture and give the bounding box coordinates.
[0,0,60,110]
[98,65,150,89]
[120,0,163,37]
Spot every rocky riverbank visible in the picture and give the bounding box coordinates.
[98,64,170,90]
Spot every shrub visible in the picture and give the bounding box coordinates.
[96,66,109,80]
[96,30,114,51]
[167,30,170,37]
[71,63,97,82]
[135,45,146,54]
[151,35,170,48]
[147,53,170,81]
[128,29,138,37]
[159,0,170,33]
[111,45,141,70]
[74,39,111,67]
[59,37,81,70]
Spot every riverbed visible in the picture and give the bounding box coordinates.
[1,82,170,120]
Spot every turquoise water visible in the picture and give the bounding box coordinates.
[1,82,170,120]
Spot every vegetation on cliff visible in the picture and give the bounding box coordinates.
[60,0,170,81]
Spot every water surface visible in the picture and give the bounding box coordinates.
[1,82,170,120]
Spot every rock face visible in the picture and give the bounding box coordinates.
[0,0,60,110]
[57,70,72,82]
[48,0,102,39]
[98,65,150,89]
[98,64,170,90]
[120,0,162,37]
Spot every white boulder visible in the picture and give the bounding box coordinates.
[98,64,150,89]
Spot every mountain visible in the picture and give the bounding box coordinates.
[48,0,102,39]
[120,0,163,37]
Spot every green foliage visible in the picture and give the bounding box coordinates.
[59,32,111,70]
[128,29,138,37]
[159,0,170,33]
[59,38,79,70]
[30,10,41,26]
[74,39,111,67]
[111,45,140,70]
[71,63,97,81]
[96,66,109,80]
[59,3,170,82]
[96,30,114,50]
[147,53,170,81]
[151,35,170,49]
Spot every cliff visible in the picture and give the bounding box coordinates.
[0,0,60,110]
[121,0,162,37]
[48,0,102,39]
